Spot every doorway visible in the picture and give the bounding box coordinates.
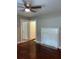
[29,20,36,40]
[20,19,36,43]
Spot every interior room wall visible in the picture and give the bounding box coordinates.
[36,12,61,48]
[17,16,36,43]
[17,16,21,43]
[17,16,29,43]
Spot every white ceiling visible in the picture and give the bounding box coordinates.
[17,0,61,17]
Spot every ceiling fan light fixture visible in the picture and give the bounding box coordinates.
[25,8,31,12]
[27,3,30,6]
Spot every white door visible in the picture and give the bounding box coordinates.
[21,20,29,42]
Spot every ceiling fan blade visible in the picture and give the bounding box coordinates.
[22,0,27,7]
[30,9,36,12]
[31,6,42,9]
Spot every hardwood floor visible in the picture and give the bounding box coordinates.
[17,40,61,59]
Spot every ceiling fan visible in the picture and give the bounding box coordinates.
[18,0,42,12]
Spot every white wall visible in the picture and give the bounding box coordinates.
[21,19,30,43]
[41,28,59,48]
[17,16,21,42]
[36,12,61,48]
[17,16,29,43]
